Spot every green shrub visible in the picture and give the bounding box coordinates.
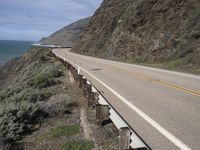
[25,90,50,102]
[169,60,182,68]
[50,124,80,138]
[192,31,200,39]
[39,55,47,62]
[61,140,94,150]
[32,67,63,86]
[48,68,63,78]
[32,73,48,85]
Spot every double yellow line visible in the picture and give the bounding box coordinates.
[107,64,200,97]
[65,51,200,97]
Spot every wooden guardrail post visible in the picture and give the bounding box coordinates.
[87,91,98,107]
[67,63,71,70]
[82,78,87,96]
[78,76,94,107]
[74,70,79,81]
[94,92,99,105]
[71,68,78,82]
[69,66,72,71]
[70,68,74,76]
[64,61,67,67]
[61,59,64,65]
[78,74,83,88]
[96,104,110,125]
[119,127,131,150]
[85,84,92,106]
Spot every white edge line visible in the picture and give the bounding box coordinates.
[106,59,200,80]
[67,50,200,79]
[55,50,191,149]
[53,50,192,150]
[80,66,192,150]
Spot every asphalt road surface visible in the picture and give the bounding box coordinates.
[53,48,200,150]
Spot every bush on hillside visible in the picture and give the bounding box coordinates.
[31,67,63,87]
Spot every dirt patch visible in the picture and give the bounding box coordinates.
[12,110,81,150]
[10,75,119,150]
[80,108,93,140]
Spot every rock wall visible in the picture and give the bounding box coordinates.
[73,0,200,69]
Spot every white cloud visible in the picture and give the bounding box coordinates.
[0,0,103,40]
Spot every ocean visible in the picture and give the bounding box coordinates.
[0,40,34,65]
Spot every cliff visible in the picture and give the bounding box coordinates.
[0,47,70,140]
[72,0,200,72]
[0,47,118,150]
[39,17,90,47]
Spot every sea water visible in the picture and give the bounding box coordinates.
[0,40,34,65]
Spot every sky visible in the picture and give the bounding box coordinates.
[0,0,102,41]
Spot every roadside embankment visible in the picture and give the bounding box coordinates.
[0,47,118,150]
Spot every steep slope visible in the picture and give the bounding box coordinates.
[0,47,119,149]
[73,0,200,71]
[39,17,90,47]
[0,47,68,140]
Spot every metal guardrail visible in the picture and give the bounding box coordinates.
[53,50,149,150]
[96,86,148,149]
[32,44,71,48]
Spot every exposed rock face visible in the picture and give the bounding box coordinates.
[73,0,200,69]
[39,17,91,47]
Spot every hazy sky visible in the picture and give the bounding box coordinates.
[0,0,102,41]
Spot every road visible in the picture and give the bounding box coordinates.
[53,48,200,150]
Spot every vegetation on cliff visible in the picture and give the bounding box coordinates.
[0,47,72,140]
[39,17,91,47]
[72,0,200,73]
[0,47,118,150]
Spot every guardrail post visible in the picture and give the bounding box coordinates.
[61,59,64,65]
[64,61,67,67]
[74,70,79,81]
[69,65,73,73]
[71,68,74,77]
[71,68,78,81]
[94,92,99,105]
[60,58,64,64]
[119,127,131,150]
[85,84,92,106]
[88,91,98,107]
[67,63,71,70]
[78,75,83,88]
[82,78,87,96]
[96,104,110,125]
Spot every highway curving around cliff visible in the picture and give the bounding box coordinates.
[53,48,200,150]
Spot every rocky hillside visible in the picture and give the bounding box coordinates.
[0,47,119,150]
[0,47,72,141]
[39,17,90,47]
[73,0,200,72]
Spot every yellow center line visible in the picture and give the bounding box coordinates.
[64,50,200,97]
[106,64,200,97]
[154,81,200,97]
